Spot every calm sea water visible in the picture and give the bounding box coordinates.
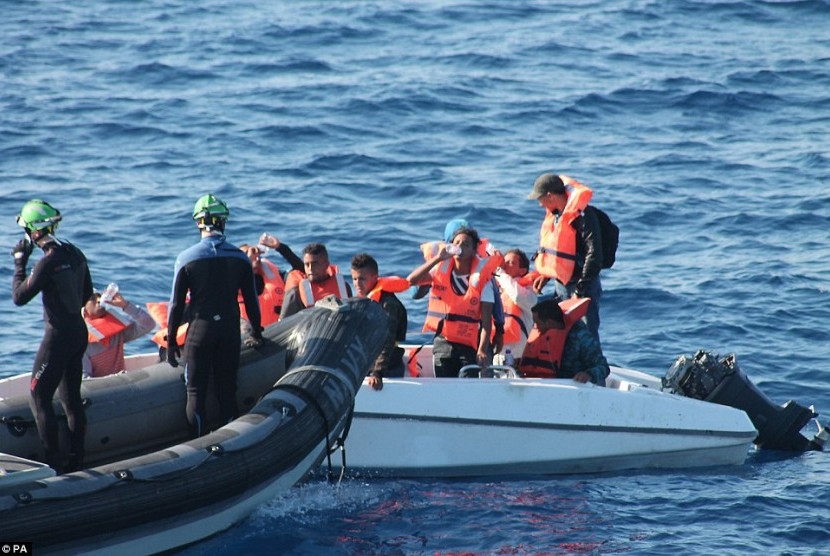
[2,1,830,554]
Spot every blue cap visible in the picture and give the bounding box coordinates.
[444,218,469,243]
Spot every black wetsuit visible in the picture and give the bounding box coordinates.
[168,233,261,438]
[12,238,93,471]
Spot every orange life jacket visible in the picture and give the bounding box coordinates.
[85,311,131,345]
[367,276,410,302]
[146,301,188,349]
[534,179,593,284]
[240,259,285,326]
[423,255,502,349]
[289,265,349,308]
[86,311,136,377]
[519,298,590,378]
[494,271,539,345]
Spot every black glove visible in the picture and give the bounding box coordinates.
[167,343,181,367]
[244,331,263,349]
[12,238,33,262]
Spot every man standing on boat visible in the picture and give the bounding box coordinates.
[12,199,93,473]
[350,253,409,390]
[280,243,351,319]
[167,194,262,438]
[528,173,604,342]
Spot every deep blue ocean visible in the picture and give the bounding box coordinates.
[2,1,829,554]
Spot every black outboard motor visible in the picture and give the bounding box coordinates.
[663,350,827,452]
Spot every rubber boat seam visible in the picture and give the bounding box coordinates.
[280,365,357,401]
[352,412,758,438]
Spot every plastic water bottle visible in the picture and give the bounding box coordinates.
[445,244,462,256]
[100,282,119,304]
[257,232,274,255]
[504,349,515,368]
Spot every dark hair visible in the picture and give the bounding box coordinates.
[303,243,328,258]
[351,252,378,274]
[531,298,564,326]
[505,248,530,270]
[451,226,480,247]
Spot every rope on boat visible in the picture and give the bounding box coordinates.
[273,364,359,485]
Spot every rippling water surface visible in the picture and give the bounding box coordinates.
[2,1,829,554]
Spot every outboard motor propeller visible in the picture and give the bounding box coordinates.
[663,350,825,452]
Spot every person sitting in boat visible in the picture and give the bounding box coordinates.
[414,217,508,356]
[350,253,409,391]
[82,288,156,378]
[280,243,351,319]
[407,226,502,378]
[519,297,609,385]
[527,173,604,343]
[238,234,303,327]
[492,248,538,367]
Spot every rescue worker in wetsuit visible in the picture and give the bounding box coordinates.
[11,199,93,473]
[167,194,263,438]
[350,253,409,390]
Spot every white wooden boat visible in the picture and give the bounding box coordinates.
[340,345,760,477]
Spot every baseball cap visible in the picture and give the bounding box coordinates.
[527,173,565,200]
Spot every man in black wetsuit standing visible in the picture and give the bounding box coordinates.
[167,194,263,438]
[12,199,93,473]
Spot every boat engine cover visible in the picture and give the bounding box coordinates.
[664,350,821,452]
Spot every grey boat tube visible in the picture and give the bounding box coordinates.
[0,296,388,555]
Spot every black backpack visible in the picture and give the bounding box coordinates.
[588,205,619,269]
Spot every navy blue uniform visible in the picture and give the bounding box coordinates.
[12,239,93,471]
[168,234,261,437]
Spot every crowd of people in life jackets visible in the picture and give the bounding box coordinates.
[10,172,610,472]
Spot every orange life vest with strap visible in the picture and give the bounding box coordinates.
[85,311,131,345]
[519,297,590,378]
[146,301,188,349]
[290,265,349,308]
[240,259,285,326]
[495,271,539,345]
[423,255,502,349]
[85,311,135,377]
[367,276,410,302]
[535,178,593,284]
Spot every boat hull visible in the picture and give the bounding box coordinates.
[0,297,389,554]
[344,371,757,477]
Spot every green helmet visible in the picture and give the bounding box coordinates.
[17,199,62,233]
[192,194,230,222]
